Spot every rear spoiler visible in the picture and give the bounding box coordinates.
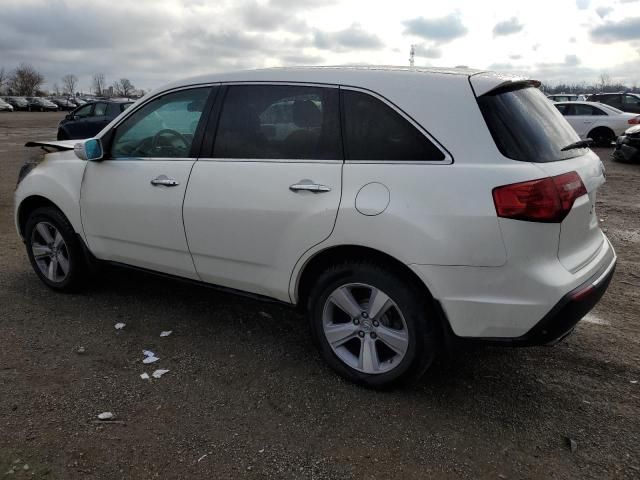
[470,71,541,97]
[25,140,77,152]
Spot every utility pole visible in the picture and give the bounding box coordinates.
[409,44,416,68]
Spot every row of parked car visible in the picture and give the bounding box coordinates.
[0,95,96,112]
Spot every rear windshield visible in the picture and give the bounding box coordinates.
[477,85,586,162]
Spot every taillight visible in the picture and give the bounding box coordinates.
[628,116,640,125]
[493,171,587,223]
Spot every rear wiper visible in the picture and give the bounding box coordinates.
[561,139,593,151]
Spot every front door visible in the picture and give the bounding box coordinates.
[183,84,343,300]
[81,86,213,279]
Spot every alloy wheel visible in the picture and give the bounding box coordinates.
[30,221,70,283]
[322,283,409,374]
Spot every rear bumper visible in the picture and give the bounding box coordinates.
[478,252,616,346]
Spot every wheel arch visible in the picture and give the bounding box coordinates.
[294,244,436,310]
[17,195,67,238]
[587,125,615,140]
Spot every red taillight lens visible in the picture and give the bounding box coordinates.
[493,171,587,223]
[628,116,640,125]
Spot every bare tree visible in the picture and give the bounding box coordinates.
[52,83,61,96]
[61,74,78,97]
[598,73,611,92]
[112,78,135,98]
[0,67,6,94]
[92,73,106,96]
[8,63,44,96]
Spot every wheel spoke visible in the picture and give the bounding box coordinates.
[53,231,64,248]
[358,336,380,373]
[376,325,409,355]
[367,288,392,320]
[329,286,362,318]
[36,223,54,244]
[32,243,51,258]
[47,257,58,281]
[57,253,70,275]
[324,322,358,347]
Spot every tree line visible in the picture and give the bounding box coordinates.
[0,63,141,98]
[540,74,639,94]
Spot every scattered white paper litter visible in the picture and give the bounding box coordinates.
[143,356,159,364]
[197,454,208,463]
[160,330,173,337]
[97,412,114,420]
[140,373,150,380]
[152,369,170,378]
[114,323,126,330]
[143,350,155,357]
[631,380,638,384]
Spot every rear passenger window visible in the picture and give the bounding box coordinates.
[94,103,107,116]
[341,90,444,161]
[213,85,341,160]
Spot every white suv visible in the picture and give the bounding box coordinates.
[15,67,616,387]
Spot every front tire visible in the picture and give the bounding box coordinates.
[589,127,615,148]
[24,207,88,292]
[308,261,439,388]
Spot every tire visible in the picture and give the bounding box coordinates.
[588,127,615,148]
[24,206,88,292]
[308,261,439,388]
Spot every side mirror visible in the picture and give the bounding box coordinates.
[65,114,72,120]
[74,138,103,161]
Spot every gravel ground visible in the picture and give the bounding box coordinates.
[1,112,639,479]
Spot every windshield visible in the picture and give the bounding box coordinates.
[477,85,585,162]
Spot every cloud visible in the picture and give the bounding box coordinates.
[413,44,442,59]
[590,17,640,43]
[313,24,383,51]
[402,14,468,43]
[575,0,590,9]
[493,17,524,36]
[564,54,581,66]
[509,54,522,60]
[595,6,614,18]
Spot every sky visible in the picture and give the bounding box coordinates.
[1,0,639,93]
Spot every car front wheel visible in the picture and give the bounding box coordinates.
[308,261,439,388]
[24,206,88,291]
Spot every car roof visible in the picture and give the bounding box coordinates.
[554,100,623,112]
[155,65,535,97]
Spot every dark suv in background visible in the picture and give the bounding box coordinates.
[57,100,133,140]
[587,92,640,114]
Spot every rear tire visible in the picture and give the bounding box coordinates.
[24,206,88,292]
[308,261,439,388]
[588,127,615,148]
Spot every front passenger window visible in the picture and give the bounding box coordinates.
[111,88,210,159]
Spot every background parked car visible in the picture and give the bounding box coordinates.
[0,98,14,112]
[554,101,640,146]
[49,98,76,111]
[613,125,640,163]
[25,97,58,112]
[586,92,640,114]
[2,96,29,110]
[57,100,133,139]
[547,93,587,102]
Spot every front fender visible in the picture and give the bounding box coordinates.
[14,151,86,240]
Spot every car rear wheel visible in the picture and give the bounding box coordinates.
[308,261,439,388]
[589,127,615,148]
[24,207,88,292]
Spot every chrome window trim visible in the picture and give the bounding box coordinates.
[196,158,342,164]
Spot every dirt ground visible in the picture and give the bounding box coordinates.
[0,112,638,479]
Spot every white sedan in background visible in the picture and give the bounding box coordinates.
[554,101,640,146]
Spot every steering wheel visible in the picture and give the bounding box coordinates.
[151,129,189,153]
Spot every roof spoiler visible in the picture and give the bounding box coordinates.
[470,72,541,97]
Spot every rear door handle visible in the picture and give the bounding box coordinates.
[289,181,331,193]
[151,175,180,187]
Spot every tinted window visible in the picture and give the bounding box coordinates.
[623,94,640,106]
[342,90,444,161]
[600,95,621,106]
[567,104,606,116]
[477,85,584,163]
[94,103,107,116]
[111,87,210,159]
[214,85,341,160]
[75,104,93,118]
[555,104,569,115]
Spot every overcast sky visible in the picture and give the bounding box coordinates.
[1,0,640,92]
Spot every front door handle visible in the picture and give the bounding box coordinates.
[289,180,331,193]
[151,175,180,187]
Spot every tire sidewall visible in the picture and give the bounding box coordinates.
[309,263,437,388]
[24,207,84,291]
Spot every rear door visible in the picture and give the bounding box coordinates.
[182,84,343,301]
[622,94,640,114]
